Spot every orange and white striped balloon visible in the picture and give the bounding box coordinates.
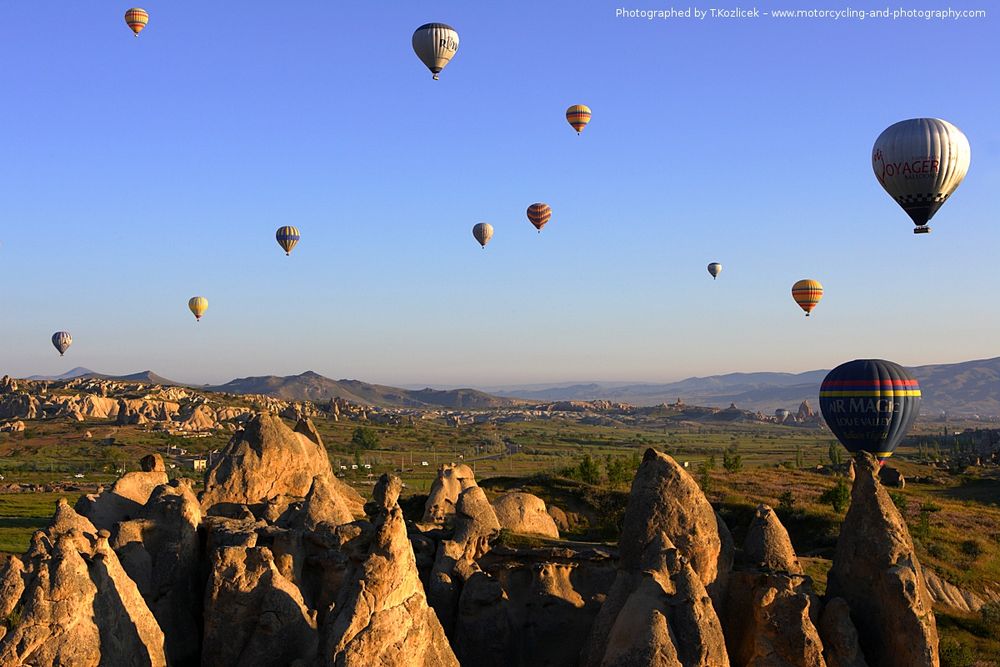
[526,203,551,233]
[791,279,823,317]
[125,8,149,36]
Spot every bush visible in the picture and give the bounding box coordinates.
[577,455,601,485]
[722,445,743,473]
[819,479,851,513]
[960,539,984,559]
[888,491,908,513]
[351,427,379,451]
[939,639,974,667]
[981,602,1000,640]
[777,490,796,515]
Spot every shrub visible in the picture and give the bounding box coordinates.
[939,639,974,667]
[819,479,851,513]
[722,445,743,473]
[981,602,1000,640]
[888,491,908,513]
[960,539,984,559]
[777,490,796,515]
[577,455,601,485]
[351,427,380,451]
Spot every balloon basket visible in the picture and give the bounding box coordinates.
[913,226,931,234]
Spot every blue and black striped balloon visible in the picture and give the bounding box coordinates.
[819,359,921,462]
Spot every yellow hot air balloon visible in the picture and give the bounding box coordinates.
[188,296,208,322]
[791,280,823,317]
[125,8,148,36]
[566,105,592,135]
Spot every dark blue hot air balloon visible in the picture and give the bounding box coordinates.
[819,359,921,463]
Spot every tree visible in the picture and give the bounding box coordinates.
[777,490,796,515]
[827,441,842,466]
[795,444,805,469]
[819,478,850,513]
[606,456,631,486]
[351,426,380,451]
[578,454,601,484]
[697,462,711,493]
[722,445,743,473]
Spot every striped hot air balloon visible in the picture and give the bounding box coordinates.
[791,279,823,316]
[566,105,592,135]
[276,226,300,256]
[872,118,971,234]
[124,8,148,36]
[188,296,208,321]
[526,203,551,233]
[472,223,493,248]
[819,359,921,462]
[51,331,72,356]
[412,23,459,80]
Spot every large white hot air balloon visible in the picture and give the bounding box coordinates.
[412,23,459,80]
[872,118,970,234]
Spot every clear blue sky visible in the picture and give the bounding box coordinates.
[0,2,996,387]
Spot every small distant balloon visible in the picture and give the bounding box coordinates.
[124,8,148,36]
[872,118,970,234]
[472,223,493,248]
[526,203,551,233]
[791,279,823,316]
[51,331,72,356]
[707,262,722,280]
[188,296,208,321]
[276,226,300,256]
[412,23,459,80]
[566,105,592,135]
[819,359,921,462]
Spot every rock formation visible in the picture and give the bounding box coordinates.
[491,492,560,538]
[826,452,939,667]
[0,500,167,666]
[321,474,459,666]
[75,453,170,530]
[818,597,868,667]
[423,463,479,524]
[580,448,732,667]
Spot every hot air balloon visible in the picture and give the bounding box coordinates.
[412,23,459,80]
[707,262,722,280]
[791,279,823,316]
[472,223,493,249]
[51,331,72,356]
[566,105,591,135]
[124,8,148,36]
[819,359,921,463]
[188,296,208,321]
[526,203,551,233]
[872,118,971,234]
[276,226,300,256]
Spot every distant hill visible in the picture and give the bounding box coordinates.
[491,357,1000,416]
[208,371,520,409]
[27,367,97,381]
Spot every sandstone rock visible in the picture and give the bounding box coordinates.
[112,479,202,665]
[429,486,502,635]
[283,474,356,530]
[582,532,730,667]
[826,452,938,667]
[176,403,216,431]
[75,459,170,531]
[423,463,478,524]
[617,448,730,601]
[878,466,905,489]
[322,475,459,667]
[141,453,166,472]
[818,597,868,667]
[202,546,318,667]
[492,492,560,539]
[201,414,361,518]
[0,501,166,666]
[922,568,994,613]
[547,504,570,532]
[743,504,802,574]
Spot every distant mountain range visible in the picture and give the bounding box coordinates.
[491,357,1000,416]
[205,371,520,410]
[19,356,1000,415]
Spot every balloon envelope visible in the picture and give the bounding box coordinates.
[412,23,459,80]
[526,203,551,232]
[819,359,921,461]
[51,331,72,356]
[791,279,823,316]
[472,223,493,248]
[872,118,970,234]
[566,105,592,134]
[188,296,208,321]
[707,262,722,279]
[276,226,300,255]
[124,8,148,35]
